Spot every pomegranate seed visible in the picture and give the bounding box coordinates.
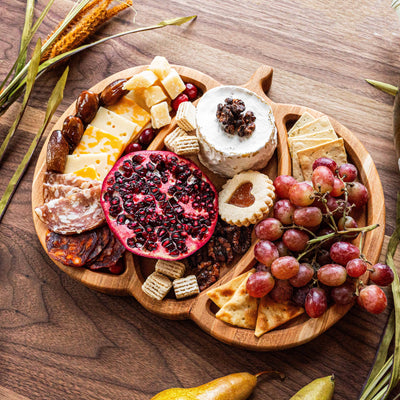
[172,94,189,111]
[184,83,198,100]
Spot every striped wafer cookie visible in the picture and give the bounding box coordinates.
[176,101,197,131]
[173,275,200,299]
[164,127,187,151]
[155,259,186,279]
[173,136,200,156]
[142,272,172,301]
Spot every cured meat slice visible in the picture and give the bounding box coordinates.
[35,186,105,234]
[86,225,112,263]
[46,229,100,267]
[88,235,125,270]
[44,171,100,190]
[43,183,81,202]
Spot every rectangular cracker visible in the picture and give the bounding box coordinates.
[291,138,337,181]
[155,259,186,279]
[173,275,200,299]
[287,111,315,136]
[297,137,347,181]
[288,129,337,150]
[141,272,172,301]
[289,116,334,138]
[176,101,197,131]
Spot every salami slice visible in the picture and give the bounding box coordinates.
[35,186,105,234]
[88,235,125,270]
[43,183,81,202]
[46,229,99,267]
[86,225,112,263]
[44,172,100,189]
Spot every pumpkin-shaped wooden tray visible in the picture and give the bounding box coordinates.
[32,64,385,351]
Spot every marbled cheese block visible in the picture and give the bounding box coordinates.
[196,86,277,177]
[64,153,110,181]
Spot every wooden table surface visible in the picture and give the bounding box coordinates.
[1,0,400,399]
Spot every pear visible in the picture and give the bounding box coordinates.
[151,371,284,400]
[290,375,335,400]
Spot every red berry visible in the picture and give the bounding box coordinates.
[172,93,189,111]
[125,142,142,154]
[138,128,155,146]
[184,83,198,100]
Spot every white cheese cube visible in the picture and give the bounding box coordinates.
[161,69,186,99]
[148,56,171,80]
[124,70,158,90]
[143,85,168,108]
[151,101,171,129]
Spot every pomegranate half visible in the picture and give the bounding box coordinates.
[101,151,218,260]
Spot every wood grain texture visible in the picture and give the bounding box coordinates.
[1,0,400,398]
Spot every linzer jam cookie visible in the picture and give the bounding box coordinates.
[218,170,275,226]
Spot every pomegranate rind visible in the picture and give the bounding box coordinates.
[101,150,218,260]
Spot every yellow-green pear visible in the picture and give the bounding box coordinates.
[151,371,284,400]
[290,375,335,400]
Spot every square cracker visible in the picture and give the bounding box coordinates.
[215,272,258,329]
[288,129,337,150]
[207,270,255,309]
[255,296,304,338]
[288,112,315,136]
[298,137,347,181]
[290,116,334,137]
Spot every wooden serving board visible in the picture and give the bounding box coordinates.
[32,65,385,351]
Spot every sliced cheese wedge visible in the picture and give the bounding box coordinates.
[64,153,110,181]
[90,106,140,145]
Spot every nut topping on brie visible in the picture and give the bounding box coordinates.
[196,86,277,177]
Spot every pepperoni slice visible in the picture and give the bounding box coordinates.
[88,235,125,270]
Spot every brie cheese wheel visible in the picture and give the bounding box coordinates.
[196,86,277,177]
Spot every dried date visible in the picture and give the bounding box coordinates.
[100,79,129,106]
[75,90,99,124]
[62,115,84,150]
[46,130,69,172]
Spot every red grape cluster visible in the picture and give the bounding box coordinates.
[247,157,394,318]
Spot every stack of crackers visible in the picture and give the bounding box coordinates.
[207,270,304,337]
[288,112,347,181]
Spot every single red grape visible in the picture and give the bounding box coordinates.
[289,263,314,287]
[171,93,189,111]
[183,83,198,100]
[293,206,322,228]
[254,240,279,266]
[273,175,297,199]
[124,142,142,154]
[246,271,275,297]
[275,240,289,257]
[292,286,310,307]
[346,258,367,278]
[330,281,355,305]
[255,218,284,241]
[312,166,334,193]
[273,199,296,225]
[269,279,293,302]
[317,248,333,265]
[338,163,358,182]
[347,182,368,207]
[370,263,395,286]
[305,287,328,318]
[317,264,347,286]
[289,182,315,207]
[358,285,387,314]
[312,157,337,173]
[330,241,360,266]
[138,128,155,146]
[331,177,345,197]
[282,229,309,252]
[271,256,300,280]
[337,216,358,240]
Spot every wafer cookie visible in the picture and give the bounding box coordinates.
[155,259,186,279]
[173,275,200,299]
[176,101,197,131]
[164,127,187,151]
[142,272,172,301]
[173,136,200,156]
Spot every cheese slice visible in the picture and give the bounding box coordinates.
[288,111,315,136]
[290,116,334,137]
[73,125,125,165]
[107,96,151,137]
[64,153,110,181]
[90,107,139,144]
